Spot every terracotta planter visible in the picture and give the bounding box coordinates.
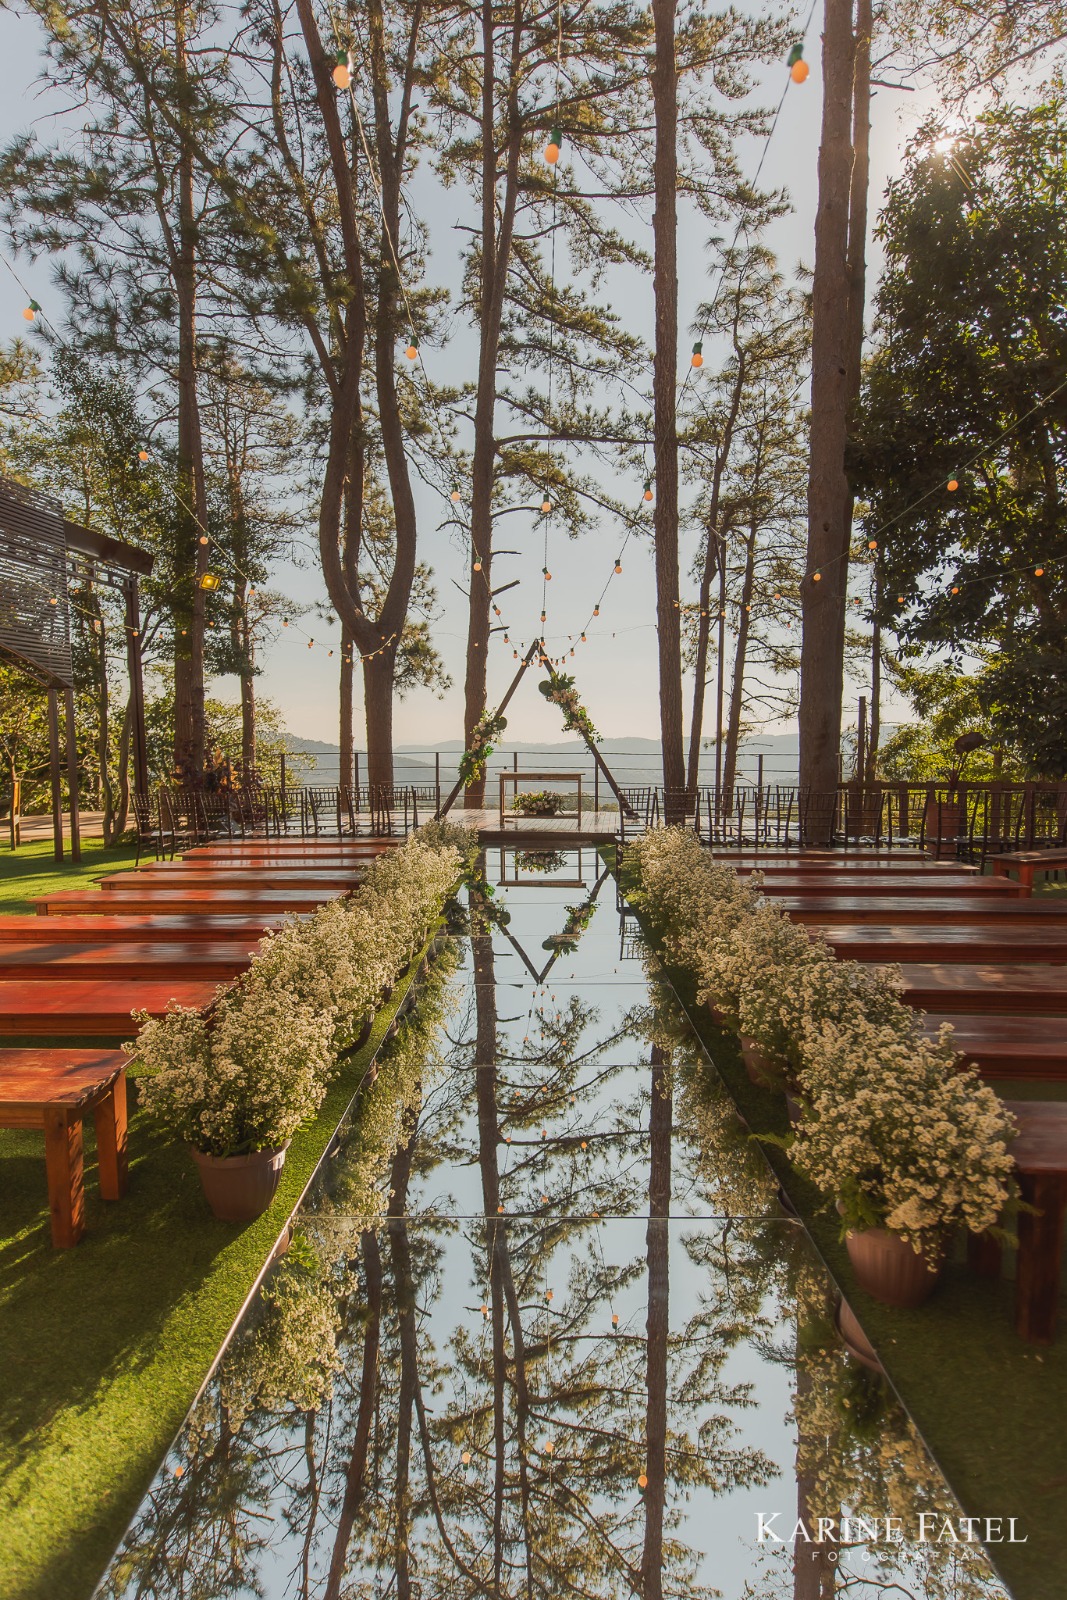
[844,1225,943,1308]
[191,1144,289,1223]
[923,799,962,855]
[740,1035,786,1088]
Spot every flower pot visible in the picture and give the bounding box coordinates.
[923,799,962,858]
[740,1035,786,1088]
[190,1144,289,1223]
[784,1089,804,1127]
[706,1000,730,1028]
[844,1226,942,1308]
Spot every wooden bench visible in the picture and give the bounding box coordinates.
[0,914,295,943]
[810,923,1067,964]
[923,1014,1067,1081]
[897,963,1067,1015]
[0,941,258,983]
[0,1049,129,1247]
[991,850,1067,893]
[749,875,1026,899]
[35,888,349,917]
[0,979,218,1036]
[969,1100,1067,1343]
[781,895,1067,925]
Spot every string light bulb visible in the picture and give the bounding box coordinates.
[541,497,552,513]
[405,338,418,360]
[198,534,209,546]
[544,126,562,164]
[638,1472,649,1489]
[812,571,822,583]
[868,539,878,550]
[593,604,599,616]
[691,340,703,369]
[451,490,461,503]
[23,300,40,322]
[332,50,352,90]
[787,44,809,83]
[1035,566,1045,577]
[643,479,653,502]
[461,1450,472,1465]
[473,558,482,571]
[138,448,149,462]
[614,560,622,574]
[947,478,959,491]
[543,567,552,580]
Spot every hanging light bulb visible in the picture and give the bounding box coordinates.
[812,571,822,583]
[787,44,809,82]
[473,558,482,571]
[868,539,878,550]
[332,50,352,90]
[451,489,461,503]
[405,337,418,360]
[540,610,547,622]
[580,631,586,641]
[198,534,209,546]
[543,567,552,580]
[611,1312,619,1327]
[541,497,552,513]
[23,300,41,322]
[947,478,959,491]
[643,479,653,502]
[138,447,149,462]
[593,604,599,616]
[1035,566,1045,577]
[691,340,703,369]
[461,1450,472,1465]
[638,1472,649,1489]
[544,126,562,164]
[614,560,622,574]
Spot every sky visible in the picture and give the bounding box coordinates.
[0,2,946,752]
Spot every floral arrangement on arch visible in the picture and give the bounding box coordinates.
[538,672,600,744]
[459,710,508,786]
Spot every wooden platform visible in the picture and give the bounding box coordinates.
[780,896,1067,925]
[812,924,1067,963]
[924,1015,1067,1080]
[95,868,364,890]
[459,807,625,843]
[752,874,1027,899]
[0,914,296,943]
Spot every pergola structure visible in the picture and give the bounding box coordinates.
[0,475,153,862]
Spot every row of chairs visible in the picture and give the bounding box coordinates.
[131,784,434,861]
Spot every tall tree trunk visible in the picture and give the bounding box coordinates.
[463,1,523,809]
[171,1,210,783]
[239,622,256,779]
[340,625,356,796]
[722,524,758,794]
[686,537,719,796]
[641,1043,672,1598]
[363,649,397,797]
[651,0,684,822]
[793,1321,838,1600]
[797,0,858,839]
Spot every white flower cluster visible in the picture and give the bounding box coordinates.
[130,834,461,1157]
[628,829,1016,1258]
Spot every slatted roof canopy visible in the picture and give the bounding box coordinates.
[0,475,72,687]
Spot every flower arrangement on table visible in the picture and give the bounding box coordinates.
[459,710,508,786]
[626,828,1018,1300]
[515,848,569,874]
[538,673,600,744]
[129,833,462,1219]
[511,789,567,817]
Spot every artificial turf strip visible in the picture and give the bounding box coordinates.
[0,836,142,914]
[616,857,1066,1600]
[0,941,430,1600]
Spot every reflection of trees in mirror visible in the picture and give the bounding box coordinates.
[103,871,1007,1600]
[646,969,1008,1600]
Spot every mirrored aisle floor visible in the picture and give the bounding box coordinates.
[97,851,1013,1600]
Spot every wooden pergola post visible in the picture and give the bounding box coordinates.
[63,684,81,863]
[125,577,150,796]
[46,684,64,862]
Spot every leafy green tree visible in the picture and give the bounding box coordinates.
[852,100,1067,775]
[875,659,1026,782]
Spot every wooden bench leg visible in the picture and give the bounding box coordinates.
[93,1076,128,1202]
[968,1229,1002,1278]
[1016,1173,1067,1344]
[43,1107,85,1248]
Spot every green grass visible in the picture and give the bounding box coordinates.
[0,841,434,1600]
[0,959,425,1600]
[0,835,142,914]
[616,856,1067,1600]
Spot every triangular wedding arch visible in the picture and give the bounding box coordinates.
[436,639,636,819]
